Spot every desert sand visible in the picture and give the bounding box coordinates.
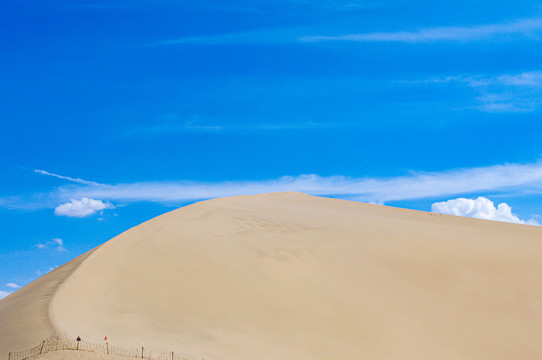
[2,192,542,359]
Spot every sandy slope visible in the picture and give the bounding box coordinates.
[30,350,134,360]
[3,192,542,359]
[0,249,96,353]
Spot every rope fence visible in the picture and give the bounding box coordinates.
[8,336,192,360]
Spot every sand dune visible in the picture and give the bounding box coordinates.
[2,192,542,359]
[0,249,96,353]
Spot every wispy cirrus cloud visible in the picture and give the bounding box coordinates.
[59,162,542,204]
[127,120,336,136]
[4,162,542,213]
[124,113,339,137]
[415,71,542,88]
[282,0,379,10]
[36,238,68,251]
[34,169,102,186]
[475,92,539,113]
[24,162,542,204]
[404,71,542,113]
[495,72,542,87]
[51,238,66,251]
[158,17,542,46]
[156,27,297,46]
[300,17,542,43]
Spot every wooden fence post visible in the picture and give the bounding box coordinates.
[40,340,46,354]
[141,346,144,359]
[171,351,174,360]
[106,342,109,355]
[8,352,11,360]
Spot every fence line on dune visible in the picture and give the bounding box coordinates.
[7,336,192,360]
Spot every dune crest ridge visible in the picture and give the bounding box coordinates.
[3,192,542,360]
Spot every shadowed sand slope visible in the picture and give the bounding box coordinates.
[0,249,96,353]
[3,192,542,359]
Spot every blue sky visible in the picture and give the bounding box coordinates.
[2,0,542,297]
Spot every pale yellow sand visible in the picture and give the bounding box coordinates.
[0,250,96,353]
[2,192,542,359]
[30,350,133,360]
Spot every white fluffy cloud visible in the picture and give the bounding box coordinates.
[6,283,20,289]
[0,291,11,299]
[54,197,113,217]
[431,197,539,225]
